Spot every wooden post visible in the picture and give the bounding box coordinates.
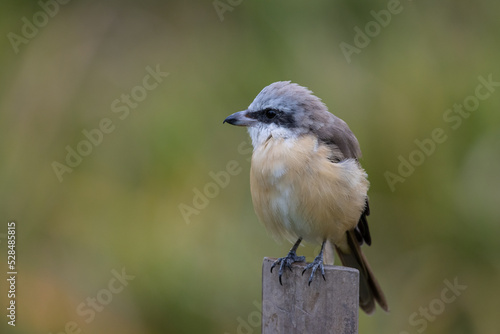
[262,257,359,334]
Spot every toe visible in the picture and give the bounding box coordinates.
[270,259,281,273]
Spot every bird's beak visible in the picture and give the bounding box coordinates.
[223,110,256,127]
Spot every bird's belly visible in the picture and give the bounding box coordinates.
[249,135,369,245]
[264,179,325,244]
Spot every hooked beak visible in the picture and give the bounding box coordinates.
[223,110,256,127]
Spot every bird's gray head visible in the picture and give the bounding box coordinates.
[223,81,332,148]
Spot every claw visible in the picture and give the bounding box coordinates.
[271,251,305,285]
[302,261,325,285]
[302,249,326,285]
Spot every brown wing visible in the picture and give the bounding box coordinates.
[311,112,362,160]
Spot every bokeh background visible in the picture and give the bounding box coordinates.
[1,0,499,333]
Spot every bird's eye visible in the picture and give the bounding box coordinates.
[265,109,277,119]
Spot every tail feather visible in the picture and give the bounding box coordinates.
[335,231,389,314]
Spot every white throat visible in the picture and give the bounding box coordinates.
[247,124,301,150]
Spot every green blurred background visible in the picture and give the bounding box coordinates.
[0,0,499,333]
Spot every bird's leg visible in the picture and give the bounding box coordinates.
[270,237,306,285]
[302,240,327,286]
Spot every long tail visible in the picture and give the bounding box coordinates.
[334,231,389,314]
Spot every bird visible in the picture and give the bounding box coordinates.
[223,81,388,314]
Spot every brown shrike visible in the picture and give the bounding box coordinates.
[223,81,388,314]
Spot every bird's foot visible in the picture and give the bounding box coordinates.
[302,254,326,286]
[270,251,306,285]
